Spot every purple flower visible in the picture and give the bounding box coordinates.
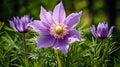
[9,15,32,33]
[29,2,82,56]
[91,22,114,39]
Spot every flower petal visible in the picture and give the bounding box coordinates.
[59,45,69,56]
[65,11,82,29]
[21,15,32,29]
[28,20,49,35]
[97,23,103,35]
[21,15,31,24]
[53,29,81,56]
[97,22,108,38]
[97,23,101,31]
[13,17,23,32]
[37,35,55,48]
[53,38,69,56]
[9,15,32,33]
[67,29,82,43]
[40,6,53,25]
[9,20,18,32]
[53,2,66,23]
[104,23,108,31]
[107,26,114,37]
[101,23,108,37]
[91,25,97,38]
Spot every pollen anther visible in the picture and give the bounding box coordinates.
[50,23,68,39]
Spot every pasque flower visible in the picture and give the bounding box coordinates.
[29,2,82,56]
[91,22,114,39]
[9,15,32,58]
[9,15,32,33]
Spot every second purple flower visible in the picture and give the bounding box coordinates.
[9,15,32,33]
[91,22,114,39]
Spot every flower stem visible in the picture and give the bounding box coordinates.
[22,33,28,59]
[55,50,62,67]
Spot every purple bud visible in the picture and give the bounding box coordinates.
[9,15,32,33]
[91,22,114,39]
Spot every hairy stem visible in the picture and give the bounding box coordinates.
[55,50,62,67]
[22,33,28,59]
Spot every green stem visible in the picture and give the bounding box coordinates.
[96,40,104,50]
[22,33,28,59]
[55,50,62,67]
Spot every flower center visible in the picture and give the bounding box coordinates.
[50,23,68,39]
[55,26,63,34]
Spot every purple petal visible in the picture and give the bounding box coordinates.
[67,29,82,43]
[13,17,22,32]
[21,15,32,30]
[28,20,50,35]
[97,23,108,38]
[16,17,26,32]
[53,2,66,23]
[53,38,69,56]
[37,35,55,48]
[97,23,102,33]
[40,6,53,25]
[20,18,26,30]
[9,15,32,33]
[100,26,108,38]
[21,15,30,24]
[65,11,82,29]
[53,29,81,56]
[19,19,26,32]
[53,38,68,48]
[91,25,97,38]
[104,23,108,31]
[9,20,18,32]
[58,45,69,56]
[107,26,114,37]
[14,17,24,32]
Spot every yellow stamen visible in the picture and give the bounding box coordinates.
[50,23,68,39]
[55,26,63,34]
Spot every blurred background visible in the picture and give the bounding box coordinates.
[0,0,120,29]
